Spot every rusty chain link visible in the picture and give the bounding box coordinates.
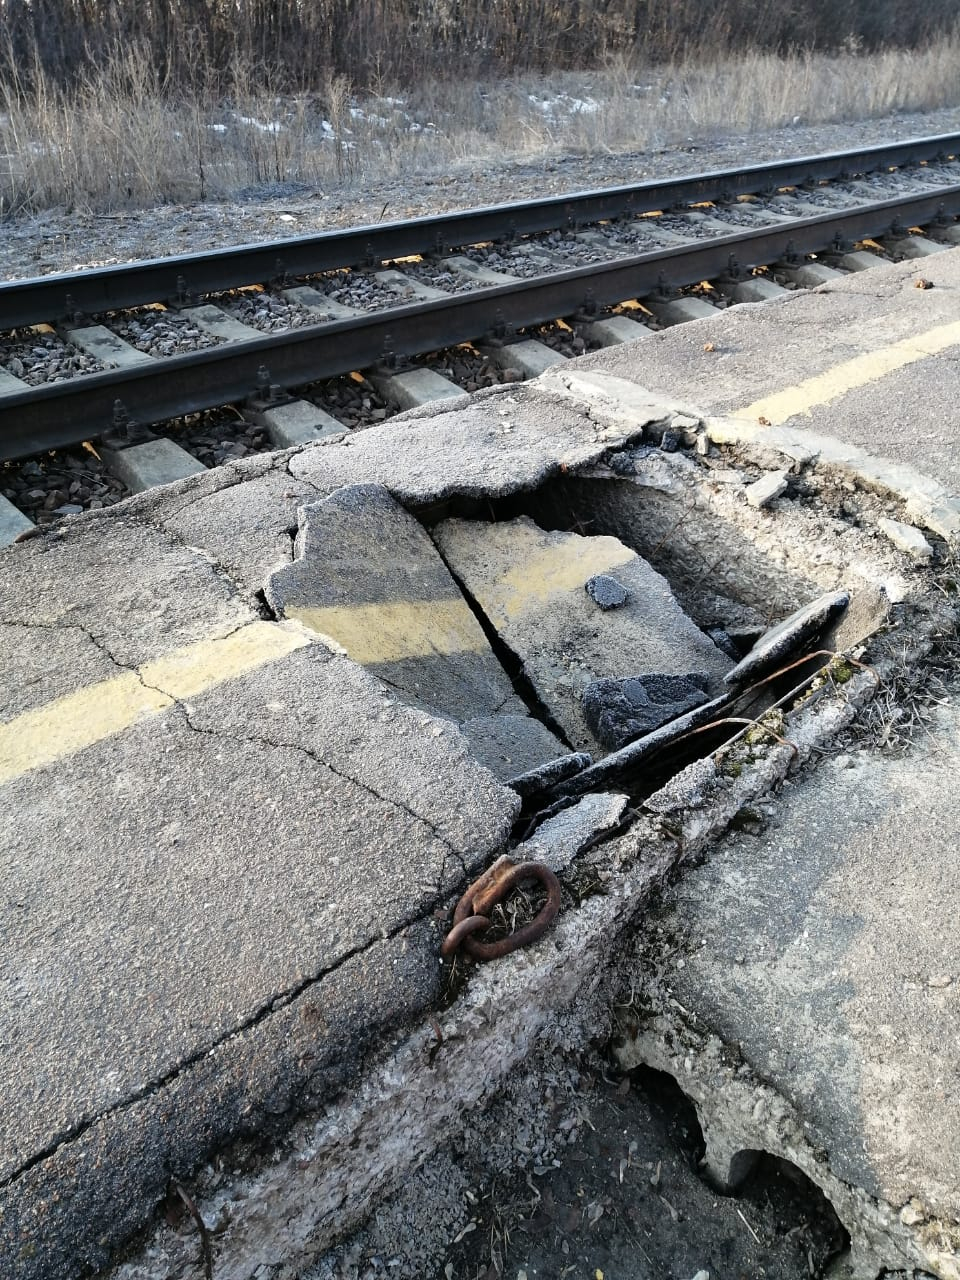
[440,855,561,961]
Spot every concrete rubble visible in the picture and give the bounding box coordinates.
[3,249,960,1280]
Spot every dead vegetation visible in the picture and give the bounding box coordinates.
[3,36,960,216]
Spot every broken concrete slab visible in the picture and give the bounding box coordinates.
[581,672,711,750]
[723,588,851,686]
[0,612,516,1279]
[265,485,566,776]
[877,515,934,562]
[285,379,652,508]
[620,702,960,1274]
[156,468,320,596]
[745,467,789,508]
[516,791,629,868]
[266,484,522,724]
[433,514,730,754]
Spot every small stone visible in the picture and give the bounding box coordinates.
[659,429,681,452]
[877,516,933,563]
[585,574,628,610]
[52,503,83,516]
[582,673,711,750]
[745,469,789,508]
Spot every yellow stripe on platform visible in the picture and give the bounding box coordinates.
[735,318,960,427]
[0,621,311,786]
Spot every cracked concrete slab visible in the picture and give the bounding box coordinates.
[264,485,566,777]
[159,468,321,595]
[0,513,253,667]
[266,485,525,724]
[0,492,517,1279]
[5,262,960,1280]
[621,701,960,1274]
[433,514,730,753]
[286,381,640,505]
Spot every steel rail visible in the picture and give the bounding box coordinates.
[1,132,959,331]
[2,183,958,461]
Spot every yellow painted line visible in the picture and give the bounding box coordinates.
[735,318,960,427]
[494,531,634,620]
[0,621,311,786]
[288,598,490,665]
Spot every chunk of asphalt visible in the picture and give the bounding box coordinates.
[581,673,711,751]
[432,515,731,756]
[707,628,741,660]
[659,429,681,453]
[585,573,628,610]
[549,693,732,801]
[507,750,593,799]
[265,484,566,770]
[723,589,851,687]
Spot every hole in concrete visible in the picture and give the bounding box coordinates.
[627,1069,850,1277]
[629,1064,707,1171]
[736,1152,851,1275]
[413,446,888,811]
[252,587,278,621]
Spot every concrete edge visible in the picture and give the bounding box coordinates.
[616,1011,960,1280]
[529,363,960,544]
[705,416,960,542]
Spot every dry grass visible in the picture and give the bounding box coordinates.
[3,37,960,216]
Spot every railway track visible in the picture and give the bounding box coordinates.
[3,130,960,538]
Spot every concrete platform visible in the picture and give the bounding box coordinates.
[4,248,960,1280]
[572,245,960,498]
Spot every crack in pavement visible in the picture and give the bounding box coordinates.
[0,906,426,1194]
[171,701,467,860]
[2,622,497,1191]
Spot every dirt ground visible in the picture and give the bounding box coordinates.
[445,1065,848,1280]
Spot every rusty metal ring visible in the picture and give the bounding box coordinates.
[440,914,490,957]
[442,858,562,961]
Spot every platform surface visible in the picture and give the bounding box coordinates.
[3,250,960,1279]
